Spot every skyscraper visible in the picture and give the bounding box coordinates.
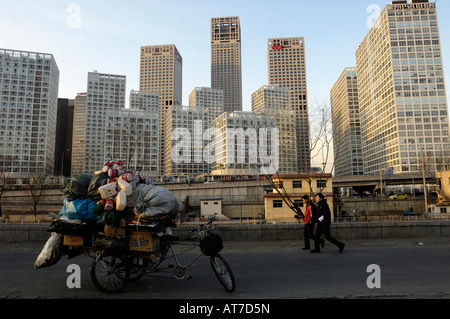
[139,44,183,174]
[211,16,242,113]
[356,0,450,175]
[0,49,59,175]
[330,67,363,177]
[268,37,310,172]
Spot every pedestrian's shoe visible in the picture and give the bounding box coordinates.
[302,247,310,250]
[310,249,321,253]
[320,239,325,248]
[339,243,345,253]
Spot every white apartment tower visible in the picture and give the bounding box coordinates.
[72,71,126,174]
[211,111,277,176]
[356,0,450,175]
[268,37,310,173]
[330,68,364,177]
[105,92,160,176]
[0,49,59,175]
[189,87,224,115]
[165,105,219,177]
[211,17,242,113]
[252,84,297,173]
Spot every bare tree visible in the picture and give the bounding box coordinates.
[264,98,340,200]
[25,174,49,222]
[0,167,13,221]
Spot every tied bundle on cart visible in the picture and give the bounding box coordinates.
[34,160,183,269]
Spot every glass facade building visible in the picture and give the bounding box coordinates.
[330,67,364,176]
[356,0,449,175]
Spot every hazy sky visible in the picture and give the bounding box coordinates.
[1,0,449,111]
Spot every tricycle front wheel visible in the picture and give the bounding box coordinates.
[210,254,236,293]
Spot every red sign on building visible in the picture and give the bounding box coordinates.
[272,45,284,50]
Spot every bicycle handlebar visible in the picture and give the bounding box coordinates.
[189,220,213,233]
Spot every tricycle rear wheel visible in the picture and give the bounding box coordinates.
[90,253,130,293]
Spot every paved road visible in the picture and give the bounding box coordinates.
[1,238,450,300]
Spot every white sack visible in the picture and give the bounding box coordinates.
[128,184,183,218]
[34,232,64,269]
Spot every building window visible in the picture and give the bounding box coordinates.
[273,200,283,208]
[294,200,303,208]
[317,180,327,188]
[274,181,284,189]
[440,207,447,214]
[293,181,302,188]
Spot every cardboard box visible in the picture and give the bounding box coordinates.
[104,225,126,238]
[129,231,160,252]
[64,235,84,247]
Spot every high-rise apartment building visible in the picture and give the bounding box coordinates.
[0,49,59,175]
[105,97,160,176]
[252,84,297,173]
[268,37,310,173]
[72,71,126,174]
[139,44,183,174]
[356,0,450,175]
[211,111,277,176]
[165,105,219,177]
[330,68,363,177]
[211,16,242,113]
[129,90,159,112]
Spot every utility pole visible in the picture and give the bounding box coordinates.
[421,149,428,218]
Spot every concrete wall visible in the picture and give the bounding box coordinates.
[340,198,426,215]
[2,221,450,243]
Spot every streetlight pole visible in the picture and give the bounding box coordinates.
[61,149,70,190]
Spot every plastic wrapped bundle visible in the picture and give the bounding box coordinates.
[127,184,183,219]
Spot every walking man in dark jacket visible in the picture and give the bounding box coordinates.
[311,193,345,253]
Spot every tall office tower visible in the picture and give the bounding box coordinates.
[268,37,310,173]
[72,71,126,174]
[211,16,242,113]
[330,68,363,177]
[252,84,297,173]
[356,0,450,175]
[71,93,87,175]
[0,49,59,175]
[139,44,183,175]
[54,98,74,177]
[189,87,224,115]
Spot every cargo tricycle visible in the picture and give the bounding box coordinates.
[57,217,236,294]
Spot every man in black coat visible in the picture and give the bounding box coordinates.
[311,193,345,253]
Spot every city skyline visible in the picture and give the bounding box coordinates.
[1,0,449,112]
